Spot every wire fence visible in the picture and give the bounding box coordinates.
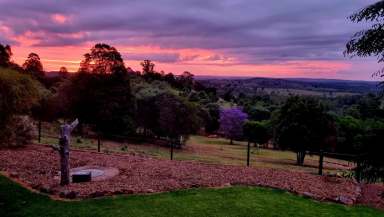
[35,120,362,181]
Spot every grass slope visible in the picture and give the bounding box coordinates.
[0,175,382,217]
[37,134,349,174]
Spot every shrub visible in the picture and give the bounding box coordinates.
[0,68,43,147]
[0,116,37,147]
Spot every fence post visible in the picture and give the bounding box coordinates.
[38,120,42,143]
[97,135,101,152]
[318,150,324,175]
[170,141,174,160]
[247,141,251,167]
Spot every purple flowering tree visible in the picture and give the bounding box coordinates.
[219,108,248,144]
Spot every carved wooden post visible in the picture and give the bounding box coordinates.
[59,119,79,186]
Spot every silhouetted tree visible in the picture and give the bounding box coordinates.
[244,105,271,121]
[204,103,220,133]
[359,125,384,182]
[0,44,12,67]
[23,53,44,79]
[79,43,127,75]
[59,66,69,77]
[141,59,163,81]
[136,95,159,136]
[335,115,364,154]
[164,73,177,87]
[79,53,92,73]
[141,59,155,74]
[345,1,384,84]
[243,120,271,147]
[274,96,336,165]
[154,93,202,144]
[178,71,194,91]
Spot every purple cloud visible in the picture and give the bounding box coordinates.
[123,52,181,63]
[0,0,380,78]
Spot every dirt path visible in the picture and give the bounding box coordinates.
[0,145,377,208]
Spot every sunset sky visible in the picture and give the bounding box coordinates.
[0,0,381,80]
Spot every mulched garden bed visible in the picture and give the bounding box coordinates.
[0,145,375,208]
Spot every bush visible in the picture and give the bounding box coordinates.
[0,116,37,147]
[0,68,43,147]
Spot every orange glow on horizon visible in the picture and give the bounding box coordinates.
[9,41,351,78]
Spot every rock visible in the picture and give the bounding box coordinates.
[31,183,42,190]
[90,191,106,198]
[222,183,231,187]
[59,190,78,199]
[336,195,355,205]
[115,189,133,195]
[9,172,19,178]
[303,192,315,198]
[191,183,200,188]
[39,185,53,194]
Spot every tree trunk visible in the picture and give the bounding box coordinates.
[301,151,306,165]
[296,152,300,165]
[59,138,70,185]
[296,151,306,166]
[230,138,233,145]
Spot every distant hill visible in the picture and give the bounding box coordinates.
[197,76,380,97]
[45,71,61,77]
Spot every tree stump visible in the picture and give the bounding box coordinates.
[59,119,79,186]
[59,138,70,185]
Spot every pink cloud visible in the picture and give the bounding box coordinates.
[51,14,70,24]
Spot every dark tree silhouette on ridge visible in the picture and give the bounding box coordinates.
[0,44,12,67]
[345,1,384,84]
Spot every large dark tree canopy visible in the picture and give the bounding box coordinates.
[79,43,127,75]
[345,1,384,80]
[274,96,336,165]
[22,53,45,80]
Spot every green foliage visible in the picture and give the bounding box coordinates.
[244,105,271,121]
[203,103,220,133]
[155,93,202,139]
[345,1,384,82]
[243,120,271,145]
[0,68,42,146]
[335,115,384,182]
[335,116,364,153]
[274,96,336,165]
[2,115,37,147]
[359,125,384,182]
[54,72,135,137]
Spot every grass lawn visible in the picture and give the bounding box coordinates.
[36,134,351,175]
[1,175,383,217]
